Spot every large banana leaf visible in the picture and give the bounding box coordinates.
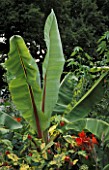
[5,35,46,137]
[42,9,65,119]
[53,71,107,121]
[5,10,65,138]
[0,111,22,129]
[53,72,85,114]
[65,72,107,121]
[66,118,109,144]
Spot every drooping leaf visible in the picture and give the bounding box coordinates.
[0,111,22,129]
[53,71,107,119]
[5,35,46,136]
[65,72,107,121]
[66,118,109,144]
[42,9,65,120]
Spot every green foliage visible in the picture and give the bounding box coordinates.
[1,0,109,92]
[5,10,65,139]
[0,111,22,130]
[97,31,109,62]
[42,9,65,117]
[5,35,43,132]
[1,6,109,170]
[53,71,107,121]
[0,118,101,169]
[0,0,109,57]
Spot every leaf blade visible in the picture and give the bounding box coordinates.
[0,111,22,129]
[5,35,44,135]
[42,10,65,119]
[65,72,107,121]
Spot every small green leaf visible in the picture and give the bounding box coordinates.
[0,111,22,129]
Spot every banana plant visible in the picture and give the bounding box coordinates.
[5,10,65,141]
[4,9,109,145]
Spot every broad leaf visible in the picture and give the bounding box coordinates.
[42,9,65,120]
[0,111,22,129]
[5,35,45,136]
[65,72,107,121]
[66,118,109,144]
[53,72,83,114]
[53,71,107,122]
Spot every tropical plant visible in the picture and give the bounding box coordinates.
[3,9,109,169]
[5,9,65,142]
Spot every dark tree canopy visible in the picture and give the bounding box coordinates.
[0,0,109,89]
[0,0,109,56]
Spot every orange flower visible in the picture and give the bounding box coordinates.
[76,137,83,146]
[78,131,86,138]
[92,137,98,145]
[14,117,22,122]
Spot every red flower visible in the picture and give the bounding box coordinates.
[60,121,65,127]
[55,142,61,148]
[64,156,70,162]
[5,151,10,155]
[76,137,83,146]
[28,152,32,157]
[47,149,52,154]
[27,134,32,140]
[78,131,86,138]
[76,130,98,154]
[92,137,98,145]
[82,147,85,150]
[82,137,90,144]
[85,155,89,160]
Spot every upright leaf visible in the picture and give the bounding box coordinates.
[5,36,43,137]
[42,9,65,119]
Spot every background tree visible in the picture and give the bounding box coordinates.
[0,0,109,91]
[0,0,44,92]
